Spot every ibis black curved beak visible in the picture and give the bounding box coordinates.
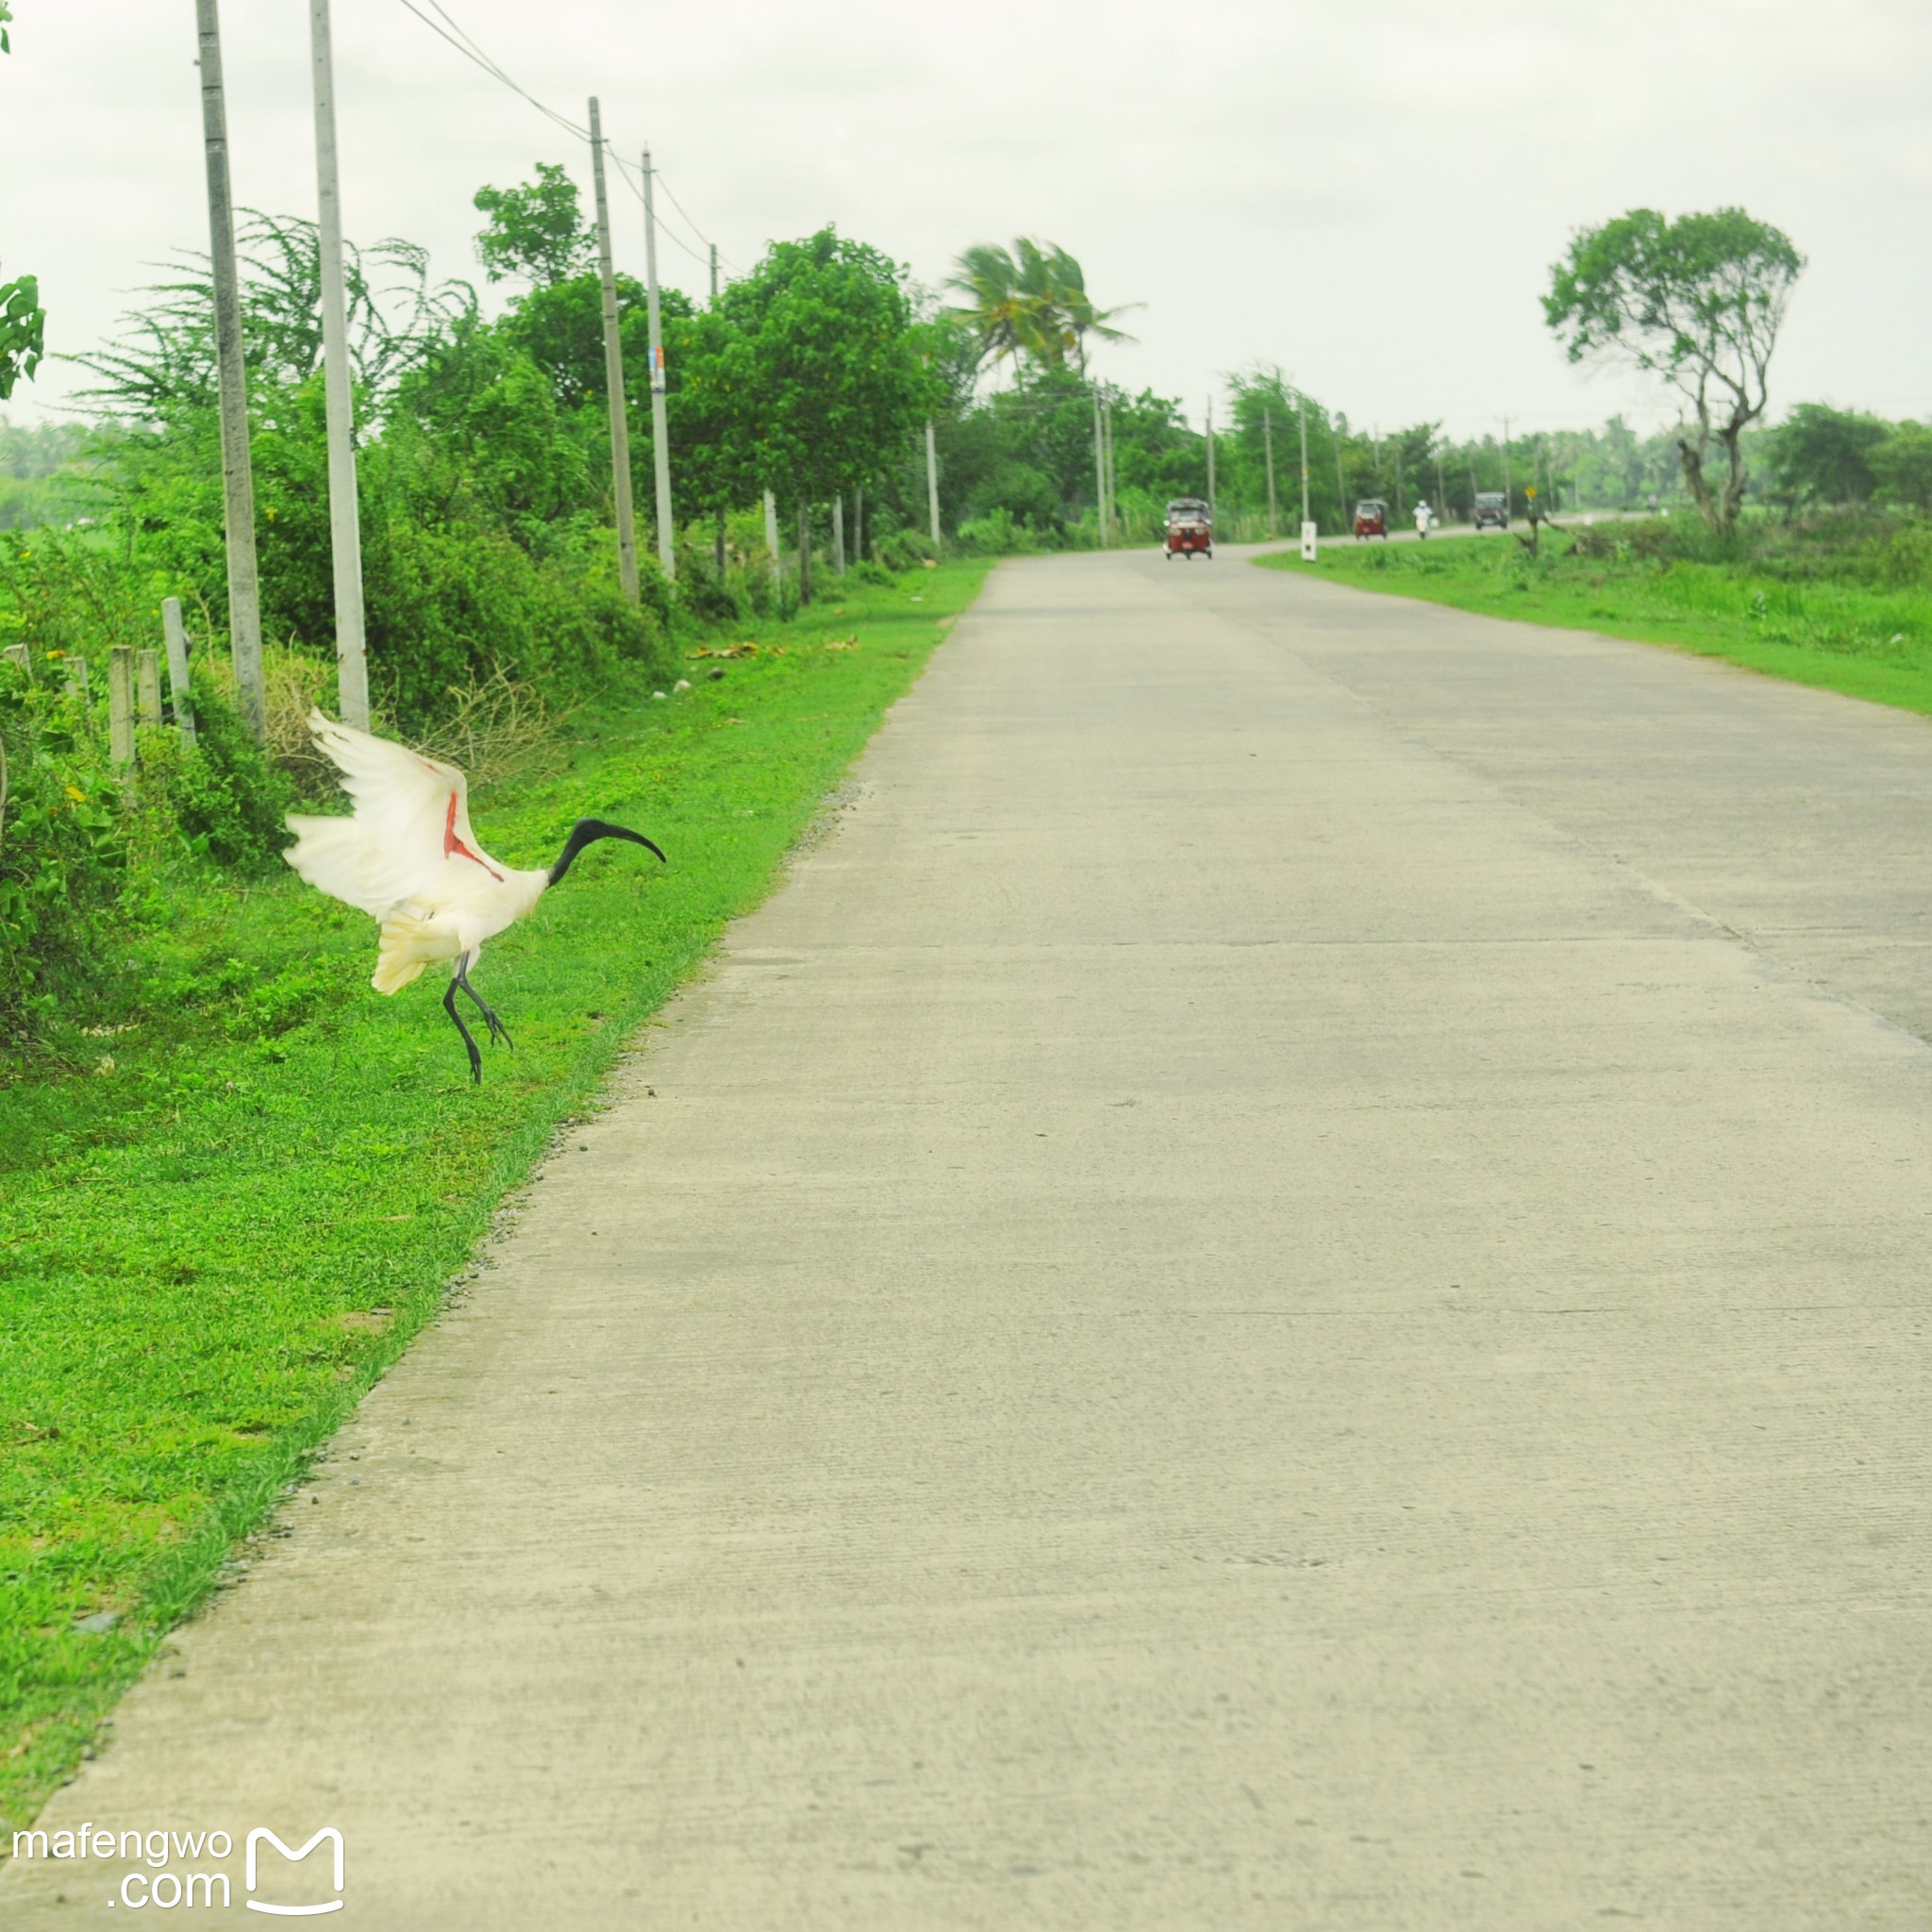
[548,818,668,887]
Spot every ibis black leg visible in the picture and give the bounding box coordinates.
[442,974,483,1084]
[455,958,513,1051]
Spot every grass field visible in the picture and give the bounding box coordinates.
[0,558,992,1839]
[1257,525,1932,715]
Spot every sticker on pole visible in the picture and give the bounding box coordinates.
[650,344,667,394]
[1300,520,1318,561]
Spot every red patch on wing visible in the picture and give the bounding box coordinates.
[442,791,504,881]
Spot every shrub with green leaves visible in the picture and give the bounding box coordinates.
[0,663,125,1040]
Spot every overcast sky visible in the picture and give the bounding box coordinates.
[2,0,1927,440]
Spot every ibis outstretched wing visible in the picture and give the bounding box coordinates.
[286,709,504,917]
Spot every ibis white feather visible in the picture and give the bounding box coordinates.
[285,709,546,991]
[282,709,665,1082]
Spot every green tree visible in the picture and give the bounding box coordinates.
[499,269,642,408]
[946,239,1136,375]
[714,228,931,525]
[0,271,41,401]
[0,2,44,402]
[473,162,594,289]
[1543,207,1804,533]
[1765,403,1889,509]
[1871,422,1932,514]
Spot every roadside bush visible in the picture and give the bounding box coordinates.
[956,507,1041,557]
[846,559,897,590]
[874,528,936,571]
[365,519,675,726]
[674,547,749,624]
[159,671,295,871]
[0,663,125,1041]
[1871,524,1932,590]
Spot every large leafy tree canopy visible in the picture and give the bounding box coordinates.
[1766,403,1889,509]
[712,228,934,508]
[1543,207,1803,533]
[0,0,45,402]
[947,239,1137,375]
[473,162,595,290]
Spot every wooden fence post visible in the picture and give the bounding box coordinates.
[137,648,163,729]
[108,646,136,768]
[160,597,196,744]
[65,656,90,706]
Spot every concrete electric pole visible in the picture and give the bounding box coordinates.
[308,0,369,728]
[193,0,265,740]
[1299,395,1316,560]
[641,148,675,581]
[1206,401,1216,526]
[925,420,941,548]
[1092,389,1108,546]
[587,101,640,605]
[708,242,725,575]
[1263,408,1278,540]
[1104,402,1116,540]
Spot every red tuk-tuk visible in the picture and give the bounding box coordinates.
[1164,497,1213,560]
[1354,498,1389,540]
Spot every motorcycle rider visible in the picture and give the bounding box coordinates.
[1413,498,1434,539]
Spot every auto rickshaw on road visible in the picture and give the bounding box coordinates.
[1354,499,1389,540]
[1164,497,1213,560]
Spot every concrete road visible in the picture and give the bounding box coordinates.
[8,551,1931,1929]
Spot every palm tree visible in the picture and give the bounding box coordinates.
[946,239,1138,376]
[1038,243,1139,375]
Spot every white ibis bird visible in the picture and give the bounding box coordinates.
[284,708,665,1082]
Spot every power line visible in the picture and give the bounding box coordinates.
[608,159,712,273]
[395,0,739,282]
[396,0,587,143]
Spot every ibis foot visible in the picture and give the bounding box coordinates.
[442,975,484,1084]
[456,958,514,1052]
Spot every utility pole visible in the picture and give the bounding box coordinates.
[1263,407,1278,540]
[1333,425,1347,535]
[832,494,845,575]
[588,101,639,604]
[1394,442,1404,525]
[1298,393,1315,559]
[1298,395,1310,525]
[1206,400,1216,525]
[763,490,779,584]
[641,148,675,581]
[193,0,265,741]
[924,419,941,548]
[1435,445,1447,523]
[1103,401,1116,539]
[1501,415,1513,518]
[709,242,724,575]
[798,504,811,603]
[308,0,368,729]
[1091,388,1108,545]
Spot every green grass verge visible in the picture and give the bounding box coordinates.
[1257,533,1932,715]
[0,558,992,1836]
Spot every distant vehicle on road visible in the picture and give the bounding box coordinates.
[1164,497,1213,560]
[1353,499,1389,540]
[1473,491,1509,530]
